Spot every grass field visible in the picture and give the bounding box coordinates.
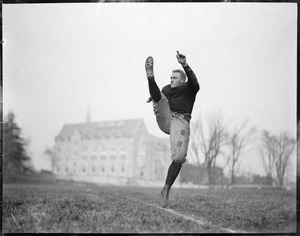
[2,177,297,234]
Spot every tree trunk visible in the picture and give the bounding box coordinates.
[268,173,273,185]
[230,158,235,185]
[231,169,235,185]
[208,169,214,185]
[207,162,215,185]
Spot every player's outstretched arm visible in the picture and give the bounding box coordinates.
[176,51,200,93]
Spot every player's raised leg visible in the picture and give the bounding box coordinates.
[145,56,171,134]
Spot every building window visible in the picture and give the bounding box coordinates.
[82,166,86,172]
[92,166,96,172]
[83,146,88,151]
[121,155,126,160]
[102,167,105,172]
[101,155,106,160]
[111,167,114,172]
[111,155,116,161]
[65,167,69,173]
[92,155,97,161]
[56,167,60,173]
[82,156,88,160]
[121,167,125,172]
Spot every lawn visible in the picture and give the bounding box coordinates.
[2,178,297,234]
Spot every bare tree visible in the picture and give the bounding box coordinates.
[273,132,296,186]
[260,130,296,186]
[188,115,206,184]
[225,119,257,185]
[259,130,275,185]
[190,111,228,185]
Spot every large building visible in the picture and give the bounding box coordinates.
[52,118,170,185]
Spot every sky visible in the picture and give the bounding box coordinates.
[3,3,297,178]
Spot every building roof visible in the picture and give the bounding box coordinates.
[56,118,147,141]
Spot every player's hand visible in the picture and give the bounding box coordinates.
[176,51,187,66]
[146,97,153,103]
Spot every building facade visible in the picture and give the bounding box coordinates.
[52,118,170,185]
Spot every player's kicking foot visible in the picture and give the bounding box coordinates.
[145,56,154,78]
[160,185,170,208]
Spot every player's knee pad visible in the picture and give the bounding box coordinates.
[171,151,187,164]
